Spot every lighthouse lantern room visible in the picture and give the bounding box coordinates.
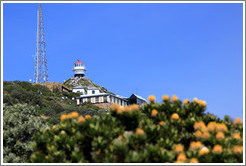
[73,59,86,78]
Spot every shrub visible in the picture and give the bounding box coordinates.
[3,104,49,163]
[30,96,243,163]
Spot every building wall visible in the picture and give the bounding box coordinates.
[87,89,100,95]
[77,95,127,107]
[137,98,146,105]
[72,88,85,94]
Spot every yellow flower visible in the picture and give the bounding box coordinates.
[78,116,85,124]
[213,145,222,153]
[193,98,198,102]
[233,133,241,140]
[151,109,158,117]
[52,125,57,130]
[190,141,202,150]
[183,99,189,105]
[201,126,208,132]
[60,114,67,121]
[234,117,242,125]
[118,135,123,140]
[123,106,130,112]
[172,95,178,101]
[174,144,184,153]
[96,149,101,155]
[202,132,211,139]
[85,114,92,120]
[61,130,66,135]
[195,130,202,139]
[197,100,207,107]
[148,95,156,102]
[233,145,243,154]
[65,114,72,119]
[189,158,199,163]
[171,113,179,120]
[194,121,206,130]
[130,104,139,111]
[216,123,228,132]
[199,147,210,155]
[162,95,169,101]
[177,153,187,162]
[216,132,225,140]
[159,121,165,125]
[207,121,217,132]
[117,107,123,114]
[112,103,119,111]
[70,112,79,118]
[136,128,145,135]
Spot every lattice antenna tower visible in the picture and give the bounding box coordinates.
[34,4,48,83]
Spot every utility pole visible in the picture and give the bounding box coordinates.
[34,4,48,83]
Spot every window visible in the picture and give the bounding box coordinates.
[96,97,99,103]
[104,96,107,102]
[92,90,95,94]
[87,97,91,103]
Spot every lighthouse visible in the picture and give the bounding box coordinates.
[73,59,86,78]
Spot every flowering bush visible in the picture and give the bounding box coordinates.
[30,95,243,163]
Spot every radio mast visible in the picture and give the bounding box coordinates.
[34,4,48,83]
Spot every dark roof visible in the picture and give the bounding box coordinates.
[130,94,147,102]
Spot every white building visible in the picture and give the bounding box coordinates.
[72,85,86,94]
[87,87,101,95]
[76,93,128,107]
[74,86,127,107]
[73,59,86,78]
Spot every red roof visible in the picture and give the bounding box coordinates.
[75,59,84,64]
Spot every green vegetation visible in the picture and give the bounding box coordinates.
[3,81,243,163]
[3,104,49,163]
[3,81,102,163]
[30,95,243,163]
[3,81,101,125]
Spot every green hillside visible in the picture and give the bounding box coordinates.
[3,81,103,163]
[3,81,101,124]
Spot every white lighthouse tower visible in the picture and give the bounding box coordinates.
[73,59,86,78]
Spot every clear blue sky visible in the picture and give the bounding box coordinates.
[3,3,243,120]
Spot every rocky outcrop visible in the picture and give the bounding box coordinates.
[63,77,114,94]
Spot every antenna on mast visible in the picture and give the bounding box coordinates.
[34,4,48,83]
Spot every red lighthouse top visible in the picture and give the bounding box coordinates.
[75,59,84,64]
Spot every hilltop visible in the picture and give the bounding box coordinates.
[63,77,115,94]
